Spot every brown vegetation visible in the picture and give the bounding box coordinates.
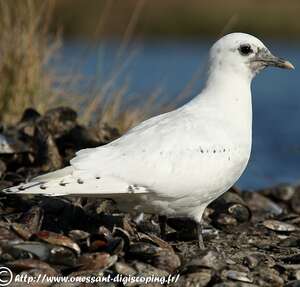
[51,0,300,40]
[0,0,61,123]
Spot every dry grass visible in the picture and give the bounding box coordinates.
[79,0,156,133]
[0,0,61,123]
[0,0,237,133]
[0,0,155,132]
[52,0,300,39]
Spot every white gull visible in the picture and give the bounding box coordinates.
[3,33,294,248]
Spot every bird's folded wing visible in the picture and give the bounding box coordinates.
[2,109,197,197]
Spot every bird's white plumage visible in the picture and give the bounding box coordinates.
[4,33,289,223]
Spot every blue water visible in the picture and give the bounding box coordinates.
[56,39,300,190]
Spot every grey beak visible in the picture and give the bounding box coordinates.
[253,49,295,70]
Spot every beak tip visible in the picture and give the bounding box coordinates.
[284,60,295,70]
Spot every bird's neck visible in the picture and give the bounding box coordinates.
[186,69,253,142]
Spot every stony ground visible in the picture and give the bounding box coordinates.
[0,108,300,287]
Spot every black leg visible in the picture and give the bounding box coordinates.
[158,215,167,238]
[196,221,205,250]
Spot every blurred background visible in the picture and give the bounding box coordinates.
[0,0,299,189]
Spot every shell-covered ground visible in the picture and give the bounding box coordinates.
[0,108,300,287]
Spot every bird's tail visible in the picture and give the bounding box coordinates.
[2,166,147,197]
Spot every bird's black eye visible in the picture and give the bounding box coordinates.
[239,44,253,56]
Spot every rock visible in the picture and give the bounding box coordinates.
[131,261,169,277]
[0,224,23,243]
[183,250,226,271]
[17,108,41,140]
[281,253,300,264]
[291,187,300,214]
[244,192,283,217]
[138,232,174,250]
[19,206,44,233]
[254,267,284,287]
[262,220,296,232]
[286,280,300,287]
[34,121,63,171]
[294,270,300,280]
[10,223,32,240]
[128,242,161,261]
[136,216,161,237]
[68,229,90,251]
[41,107,77,138]
[68,229,90,242]
[151,249,181,273]
[0,133,31,154]
[78,252,117,271]
[267,184,295,202]
[228,203,251,223]
[8,241,77,266]
[166,217,198,241]
[31,230,81,255]
[209,191,251,228]
[0,160,6,177]
[243,254,259,269]
[221,270,253,283]
[56,125,101,163]
[84,199,118,216]
[95,123,120,144]
[88,238,108,252]
[279,236,300,247]
[47,245,78,267]
[175,270,212,287]
[112,227,131,250]
[19,108,41,123]
[104,237,124,255]
[5,259,57,275]
[39,197,88,233]
[114,262,136,276]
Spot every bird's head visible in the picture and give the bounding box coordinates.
[209,33,294,80]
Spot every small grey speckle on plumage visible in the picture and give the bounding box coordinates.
[77,179,84,184]
[59,181,67,186]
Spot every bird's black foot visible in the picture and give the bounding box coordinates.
[196,221,205,250]
[158,215,167,239]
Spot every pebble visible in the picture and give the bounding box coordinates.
[5,259,57,275]
[263,220,296,232]
[272,184,295,202]
[78,252,117,271]
[31,230,81,255]
[245,192,283,217]
[175,270,212,287]
[243,255,259,269]
[286,280,300,287]
[151,249,181,273]
[291,188,300,214]
[183,250,226,271]
[222,270,253,283]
